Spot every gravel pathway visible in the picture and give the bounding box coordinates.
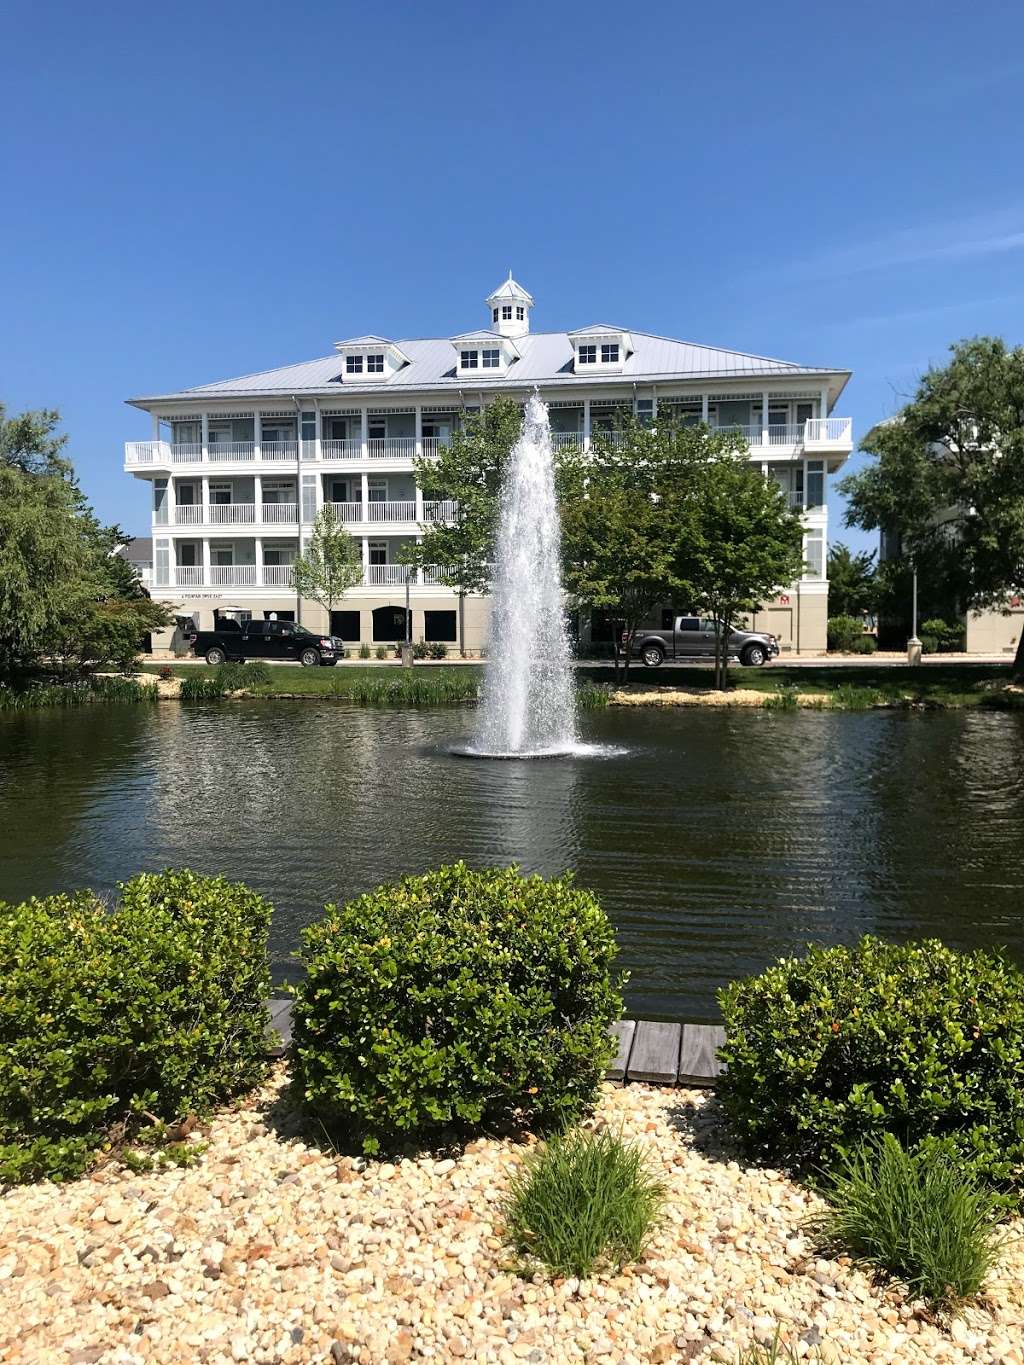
[2,1068,1021,1364]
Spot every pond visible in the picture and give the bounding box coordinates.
[2,701,1023,1019]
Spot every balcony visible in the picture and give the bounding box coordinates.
[263,565,295,586]
[210,565,257,585]
[366,564,412,585]
[261,503,298,523]
[423,499,457,522]
[208,442,255,462]
[804,417,853,450]
[160,563,444,590]
[209,503,256,524]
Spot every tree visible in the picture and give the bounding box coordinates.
[826,543,877,619]
[681,454,806,689]
[559,418,727,681]
[840,337,1024,678]
[0,404,170,678]
[401,398,522,655]
[292,505,364,625]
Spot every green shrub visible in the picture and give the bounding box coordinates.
[763,686,800,712]
[0,869,271,1183]
[292,863,624,1155]
[850,634,877,654]
[919,633,939,655]
[576,682,612,710]
[813,1134,1003,1310]
[358,642,371,660]
[214,660,270,691]
[427,641,448,659]
[718,936,1024,1190]
[502,1128,665,1277]
[345,672,480,706]
[826,615,864,652]
[179,673,226,701]
[829,684,882,710]
[374,644,388,660]
[0,677,155,709]
[921,618,965,653]
[412,639,429,660]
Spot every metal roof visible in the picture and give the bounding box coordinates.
[129,329,850,406]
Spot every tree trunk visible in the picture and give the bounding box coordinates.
[720,616,731,691]
[1013,625,1024,683]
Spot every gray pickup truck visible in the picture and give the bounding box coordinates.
[625,616,779,668]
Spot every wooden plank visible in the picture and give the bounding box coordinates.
[267,998,293,1052]
[626,1020,682,1085]
[678,1023,725,1085]
[606,1019,636,1084]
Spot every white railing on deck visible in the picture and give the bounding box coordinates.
[366,564,411,585]
[368,437,416,459]
[125,440,167,464]
[261,502,298,523]
[804,417,852,444]
[321,439,363,460]
[767,424,804,445]
[550,432,583,450]
[420,437,441,457]
[367,500,416,522]
[209,564,257,585]
[421,568,446,586]
[325,501,364,523]
[175,505,203,524]
[263,565,295,586]
[261,441,297,460]
[176,566,204,586]
[208,442,255,461]
[424,499,457,522]
[171,443,204,462]
[208,503,256,524]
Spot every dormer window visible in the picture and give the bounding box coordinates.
[482,349,500,369]
[366,354,384,373]
[492,308,499,324]
[461,350,479,369]
[516,306,524,320]
[501,305,513,321]
[568,326,633,373]
[578,344,597,364]
[335,336,411,381]
[346,355,363,374]
[601,343,620,363]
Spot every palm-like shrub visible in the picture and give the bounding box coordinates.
[291,863,623,1154]
[718,936,1024,1190]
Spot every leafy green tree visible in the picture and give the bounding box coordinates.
[681,454,805,688]
[840,337,1024,678]
[401,398,523,655]
[0,405,169,678]
[827,542,877,619]
[292,505,364,625]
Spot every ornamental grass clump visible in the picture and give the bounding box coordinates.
[291,863,624,1155]
[0,869,271,1184]
[813,1133,1004,1311]
[718,936,1024,1192]
[502,1128,665,1277]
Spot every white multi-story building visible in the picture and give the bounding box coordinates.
[124,276,852,654]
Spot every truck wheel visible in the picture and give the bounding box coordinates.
[641,643,665,667]
[742,644,766,667]
[299,647,320,668]
[205,647,226,666]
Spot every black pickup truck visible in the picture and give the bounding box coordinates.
[185,618,341,667]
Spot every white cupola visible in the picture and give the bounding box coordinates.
[486,273,533,338]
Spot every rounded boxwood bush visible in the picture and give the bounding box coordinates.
[291,863,624,1154]
[718,936,1024,1189]
[0,869,272,1184]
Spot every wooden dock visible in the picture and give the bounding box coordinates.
[267,1002,725,1087]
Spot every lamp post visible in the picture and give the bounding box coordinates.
[907,564,921,666]
[402,567,413,667]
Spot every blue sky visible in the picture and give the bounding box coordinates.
[3,0,1023,552]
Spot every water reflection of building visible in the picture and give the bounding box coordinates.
[123,275,853,656]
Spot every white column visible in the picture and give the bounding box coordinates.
[166,476,176,525]
[416,534,424,585]
[701,393,709,423]
[820,385,829,419]
[253,412,261,460]
[761,390,770,447]
[360,408,369,459]
[414,480,424,523]
[314,401,322,461]
[201,537,211,586]
[361,535,369,586]
[583,398,591,449]
[253,473,262,520]
[151,413,160,441]
[201,475,210,525]
[255,537,263,586]
[201,412,209,462]
[651,389,658,422]
[361,470,369,522]
[415,404,423,459]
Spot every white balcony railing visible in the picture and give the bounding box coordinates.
[171,443,204,463]
[176,565,204,586]
[367,500,416,522]
[804,417,853,445]
[368,437,416,460]
[208,503,256,524]
[325,501,363,522]
[261,441,298,460]
[551,432,584,450]
[209,565,257,585]
[366,564,412,585]
[208,442,255,461]
[424,499,457,522]
[125,440,167,465]
[422,567,446,586]
[420,437,441,458]
[261,502,298,523]
[174,505,203,524]
[263,565,295,586]
[321,439,363,460]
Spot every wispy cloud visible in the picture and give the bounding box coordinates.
[777,209,1024,283]
[823,293,1024,333]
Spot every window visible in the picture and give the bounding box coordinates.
[346,355,363,374]
[300,411,316,441]
[368,541,387,565]
[330,609,361,640]
[212,545,234,566]
[578,344,597,364]
[424,610,457,643]
[677,617,700,632]
[179,543,197,567]
[366,354,384,373]
[492,308,499,324]
[636,398,654,427]
[368,419,386,440]
[367,479,387,503]
[502,305,512,320]
[601,343,620,363]
[516,306,524,320]
[804,533,824,579]
[209,482,231,505]
[481,349,500,369]
[806,460,825,509]
[460,350,479,369]
[329,479,350,503]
